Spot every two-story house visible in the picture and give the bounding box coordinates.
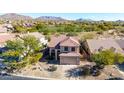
[48,35,81,65]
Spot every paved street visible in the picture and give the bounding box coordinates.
[0,75,43,80]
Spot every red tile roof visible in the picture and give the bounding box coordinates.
[60,37,80,47]
[48,35,79,48]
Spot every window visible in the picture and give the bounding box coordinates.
[64,47,68,51]
[72,47,75,51]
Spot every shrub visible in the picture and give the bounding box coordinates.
[91,49,124,65]
[47,65,57,72]
[8,61,27,70]
[28,53,43,65]
[66,32,78,36]
[97,31,103,35]
[45,35,51,42]
[91,69,101,76]
[81,33,95,41]
[82,67,91,76]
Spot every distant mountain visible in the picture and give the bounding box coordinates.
[0,13,32,21]
[116,20,124,22]
[35,16,66,21]
[76,18,94,22]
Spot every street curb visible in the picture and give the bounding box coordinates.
[8,73,56,80]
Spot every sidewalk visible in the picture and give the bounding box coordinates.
[9,73,56,80]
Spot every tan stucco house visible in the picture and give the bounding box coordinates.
[0,33,15,53]
[48,35,81,65]
[85,39,124,58]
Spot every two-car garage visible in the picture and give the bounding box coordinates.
[59,52,80,65]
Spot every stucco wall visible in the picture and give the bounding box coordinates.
[60,46,79,53]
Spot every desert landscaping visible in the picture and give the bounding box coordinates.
[1,13,124,80]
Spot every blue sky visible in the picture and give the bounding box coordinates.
[1,13,124,21]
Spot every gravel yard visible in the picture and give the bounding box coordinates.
[15,63,78,79]
[12,62,124,80]
[80,65,124,80]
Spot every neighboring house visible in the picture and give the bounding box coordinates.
[0,25,8,33]
[116,40,124,50]
[0,32,48,53]
[20,32,48,45]
[0,33,15,53]
[0,23,14,33]
[85,39,124,58]
[3,23,13,29]
[48,35,80,65]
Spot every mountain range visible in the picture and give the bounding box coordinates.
[0,13,123,22]
[0,13,66,21]
[0,13,32,21]
[35,16,66,21]
[76,18,94,22]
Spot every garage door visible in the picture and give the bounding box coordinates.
[60,56,79,65]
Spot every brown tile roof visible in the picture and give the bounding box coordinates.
[48,35,79,48]
[60,37,80,47]
[59,52,81,57]
[48,35,67,47]
[86,39,124,54]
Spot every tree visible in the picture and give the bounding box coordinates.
[3,35,42,63]
[6,39,24,53]
[22,35,41,56]
[91,50,124,65]
[28,53,43,65]
[13,25,27,33]
[64,24,76,32]
[66,32,78,36]
[35,23,47,32]
[115,53,124,64]
[81,33,95,41]
[3,39,24,62]
[2,50,21,62]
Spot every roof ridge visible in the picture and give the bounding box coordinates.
[60,36,79,45]
[69,37,79,45]
[59,36,69,44]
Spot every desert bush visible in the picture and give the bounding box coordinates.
[97,31,103,35]
[91,49,124,65]
[66,32,78,36]
[9,61,27,70]
[81,33,95,41]
[28,53,43,65]
[47,65,57,72]
[45,35,51,42]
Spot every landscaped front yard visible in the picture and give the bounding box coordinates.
[12,61,124,80]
